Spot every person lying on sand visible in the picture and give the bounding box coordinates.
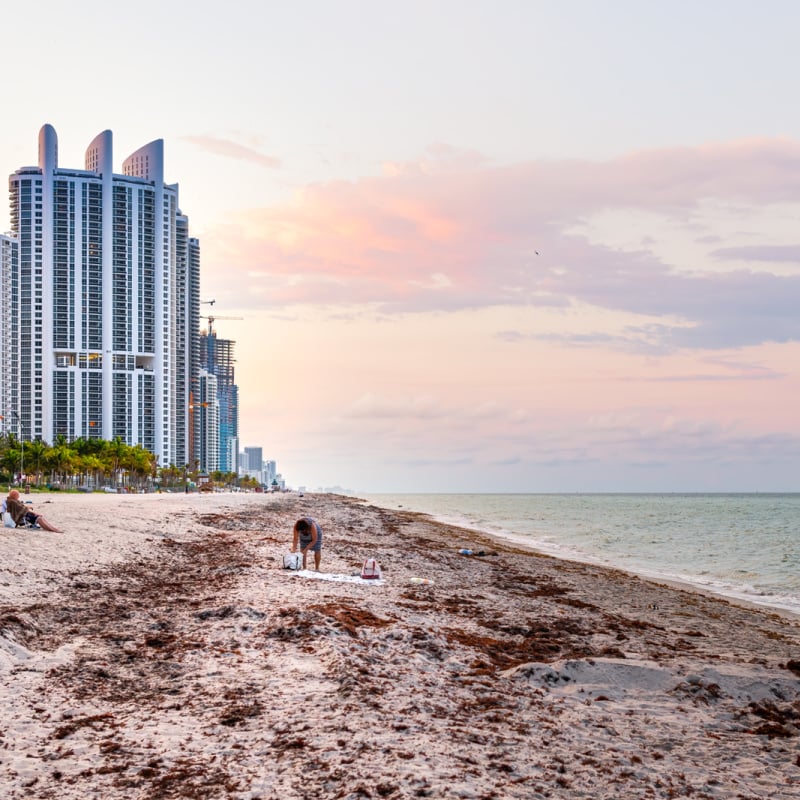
[5,490,62,532]
[292,517,322,570]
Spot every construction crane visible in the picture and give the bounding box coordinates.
[200,315,243,336]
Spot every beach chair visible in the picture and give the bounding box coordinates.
[5,498,39,529]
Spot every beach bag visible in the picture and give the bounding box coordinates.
[361,558,382,580]
[282,553,302,570]
[3,512,16,528]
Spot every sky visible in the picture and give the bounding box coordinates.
[2,0,800,493]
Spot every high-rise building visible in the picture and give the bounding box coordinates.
[0,234,17,432]
[200,329,239,474]
[220,384,239,474]
[8,125,199,466]
[196,368,219,472]
[174,217,201,468]
[186,236,201,467]
[243,446,263,471]
[240,445,265,484]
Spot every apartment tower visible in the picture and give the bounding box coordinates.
[8,125,199,465]
[0,234,17,430]
[199,329,239,474]
[196,368,220,473]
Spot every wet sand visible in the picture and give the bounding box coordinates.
[1,491,798,798]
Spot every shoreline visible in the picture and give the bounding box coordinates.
[473,525,800,623]
[1,491,799,798]
[376,501,800,622]
[360,492,800,620]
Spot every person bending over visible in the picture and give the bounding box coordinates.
[292,516,322,570]
[5,490,62,532]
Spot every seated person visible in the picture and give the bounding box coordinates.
[5,490,62,532]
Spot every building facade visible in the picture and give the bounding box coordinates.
[196,368,219,473]
[240,445,265,484]
[8,125,199,466]
[0,234,17,432]
[200,330,239,474]
[243,446,263,471]
[186,237,201,468]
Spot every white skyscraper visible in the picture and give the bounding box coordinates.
[8,125,199,465]
[0,234,16,433]
[197,368,220,472]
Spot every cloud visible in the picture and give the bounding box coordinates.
[635,370,782,383]
[403,456,473,468]
[343,393,444,420]
[712,244,800,263]
[203,138,800,351]
[182,134,280,169]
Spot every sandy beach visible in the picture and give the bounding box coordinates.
[1,491,798,799]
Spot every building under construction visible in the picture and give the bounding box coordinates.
[199,329,239,474]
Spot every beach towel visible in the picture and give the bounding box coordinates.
[290,570,384,585]
[282,553,302,570]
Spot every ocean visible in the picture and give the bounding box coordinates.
[361,493,800,616]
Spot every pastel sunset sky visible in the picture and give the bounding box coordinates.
[2,1,799,492]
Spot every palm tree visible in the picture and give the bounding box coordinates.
[45,442,75,487]
[160,464,180,489]
[103,437,128,489]
[77,453,104,489]
[123,445,156,490]
[0,446,22,483]
[25,440,47,487]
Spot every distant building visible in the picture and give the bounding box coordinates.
[226,434,239,475]
[238,450,279,487]
[240,446,265,484]
[200,330,239,474]
[180,230,201,467]
[196,369,219,472]
[243,446,263,471]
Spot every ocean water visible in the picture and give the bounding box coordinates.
[362,493,800,616]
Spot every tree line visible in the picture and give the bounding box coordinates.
[0,434,259,492]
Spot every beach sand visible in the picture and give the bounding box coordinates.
[1,491,798,799]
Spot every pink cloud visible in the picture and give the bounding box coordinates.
[202,139,800,349]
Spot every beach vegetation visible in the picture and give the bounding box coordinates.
[0,433,158,491]
[0,434,265,493]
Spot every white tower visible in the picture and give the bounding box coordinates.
[8,125,198,466]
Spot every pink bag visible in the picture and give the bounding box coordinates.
[360,558,382,580]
